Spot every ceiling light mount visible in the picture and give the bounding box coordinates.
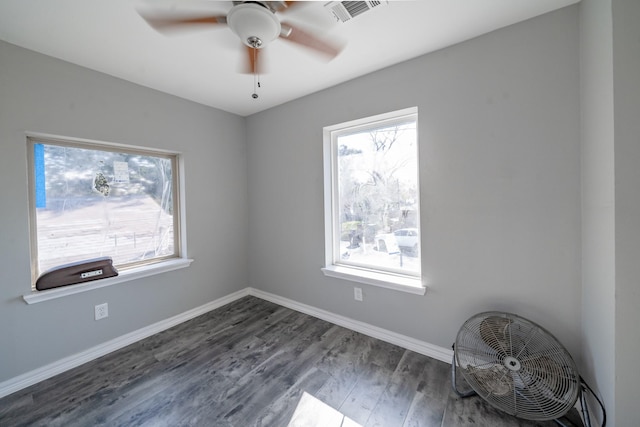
[247,36,262,49]
[227,3,281,49]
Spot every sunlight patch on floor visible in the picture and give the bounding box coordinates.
[287,392,362,427]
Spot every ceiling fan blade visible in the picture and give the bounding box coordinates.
[243,46,263,75]
[279,22,343,59]
[139,13,227,33]
[272,1,299,13]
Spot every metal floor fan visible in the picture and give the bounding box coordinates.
[451,312,603,426]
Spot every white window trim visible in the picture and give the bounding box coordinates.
[322,107,425,295]
[321,265,425,295]
[24,132,191,304]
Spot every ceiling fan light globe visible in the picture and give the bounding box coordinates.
[227,3,281,49]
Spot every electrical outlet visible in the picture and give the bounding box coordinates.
[95,303,108,320]
[354,287,363,302]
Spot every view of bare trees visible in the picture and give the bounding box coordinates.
[335,121,420,273]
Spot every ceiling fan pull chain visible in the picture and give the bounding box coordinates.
[252,47,259,99]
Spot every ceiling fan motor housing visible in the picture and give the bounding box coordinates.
[227,3,281,48]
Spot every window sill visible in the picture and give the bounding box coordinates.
[321,265,426,295]
[23,258,194,304]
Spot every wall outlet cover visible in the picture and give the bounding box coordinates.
[95,303,108,320]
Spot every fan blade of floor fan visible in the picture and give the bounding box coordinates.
[279,22,343,59]
[139,13,227,33]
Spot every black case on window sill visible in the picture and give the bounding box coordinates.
[36,257,119,291]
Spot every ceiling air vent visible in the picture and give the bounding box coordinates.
[325,1,388,24]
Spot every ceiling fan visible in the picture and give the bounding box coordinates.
[138,1,343,83]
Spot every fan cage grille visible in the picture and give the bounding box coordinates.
[454,312,580,421]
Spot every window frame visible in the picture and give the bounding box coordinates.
[25,133,190,297]
[321,107,425,295]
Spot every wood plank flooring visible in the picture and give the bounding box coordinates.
[0,296,584,426]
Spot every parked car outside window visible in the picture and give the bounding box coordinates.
[393,228,419,255]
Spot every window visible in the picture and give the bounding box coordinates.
[322,107,424,294]
[27,135,183,289]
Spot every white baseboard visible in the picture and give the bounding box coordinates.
[246,288,453,364]
[0,287,452,399]
[0,288,250,399]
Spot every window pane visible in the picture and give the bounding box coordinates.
[334,117,420,276]
[32,141,177,275]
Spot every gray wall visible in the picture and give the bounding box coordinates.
[612,0,640,424]
[580,0,640,424]
[579,0,615,424]
[0,40,248,382]
[246,7,582,358]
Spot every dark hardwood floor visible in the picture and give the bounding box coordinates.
[0,296,583,426]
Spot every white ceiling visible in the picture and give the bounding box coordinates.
[0,0,579,117]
